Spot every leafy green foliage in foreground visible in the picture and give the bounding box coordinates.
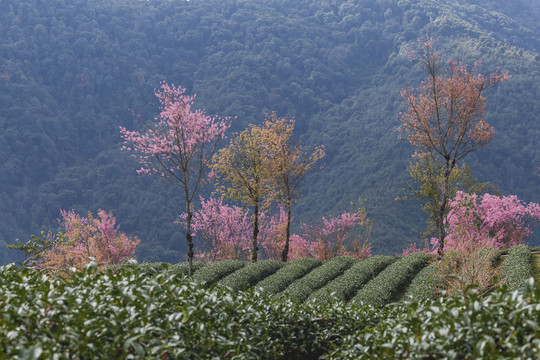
[1,262,539,359]
[331,279,540,359]
[0,262,369,359]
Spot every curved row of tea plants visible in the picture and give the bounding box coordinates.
[307,255,396,303]
[500,244,534,291]
[280,256,357,302]
[351,252,433,306]
[255,257,323,294]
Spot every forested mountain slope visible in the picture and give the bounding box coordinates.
[1,0,538,264]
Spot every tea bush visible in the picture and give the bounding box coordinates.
[307,255,395,303]
[255,257,323,295]
[219,260,283,291]
[192,259,245,284]
[500,244,533,291]
[402,263,442,302]
[331,280,540,359]
[0,262,373,359]
[352,252,432,306]
[282,256,356,302]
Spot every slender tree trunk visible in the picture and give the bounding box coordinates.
[437,159,455,257]
[251,202,259,263]
[281,204,291,262]
[186,201,194,275]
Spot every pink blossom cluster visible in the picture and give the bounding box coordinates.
[185,199,372,262]
[300,211,371,260]
[400,192,540,255]
[120,82,230,179]
[445,191,540,251]
[184,196,252,263]
[41,210,140,269]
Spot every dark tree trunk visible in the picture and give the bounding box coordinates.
[186,201,194,275]
[281,204,291,262]
[251,202,259,263]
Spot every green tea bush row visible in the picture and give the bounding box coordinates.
[219,260,283,291]
[501,244,533,291]
[307,256,396,303]
[282,256,356,302]
[402,263,442,302]
[352,252,432,306]
[109,261,205,278]
[192,259,245,284]
[331,280,540,359]
[255,257,323,295]
[166,261,205,277]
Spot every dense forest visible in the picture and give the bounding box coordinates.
[1,0,539,264]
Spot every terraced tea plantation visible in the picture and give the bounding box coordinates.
[133,245,536,305]
[1,245,539,359]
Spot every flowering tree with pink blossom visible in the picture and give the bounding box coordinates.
[120,83,231,274]
[11,210,140,271]
[182,196,252,263]
[258,207,290,261]
[400,38,509,256]
[400,192,540,256]
[295,211,372,261]
[444,191,540,252]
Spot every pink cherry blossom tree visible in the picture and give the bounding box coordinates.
[120,83,231,274]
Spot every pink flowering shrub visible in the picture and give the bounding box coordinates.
[184,197,252,263]
[445,191,540,252]
[38,210,140,270]
[258,207,289,261]
[401,192,540,255]
[293,211,372,261]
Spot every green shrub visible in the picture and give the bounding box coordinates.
[307,256,396,303]
[402,263,442,302]
[255,257,323,295]
[501,244,533,291]
[331,280,540,359]
[192,259,246,284]
[282,256,356,302]
[219,260,283,291]
[352,252,432,307]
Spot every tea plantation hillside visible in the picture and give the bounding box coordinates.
[1,246,539,359]
[126,245,538,304]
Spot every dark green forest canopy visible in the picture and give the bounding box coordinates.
[0,0,539,264]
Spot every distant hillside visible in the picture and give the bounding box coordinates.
[1,0,538,264]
